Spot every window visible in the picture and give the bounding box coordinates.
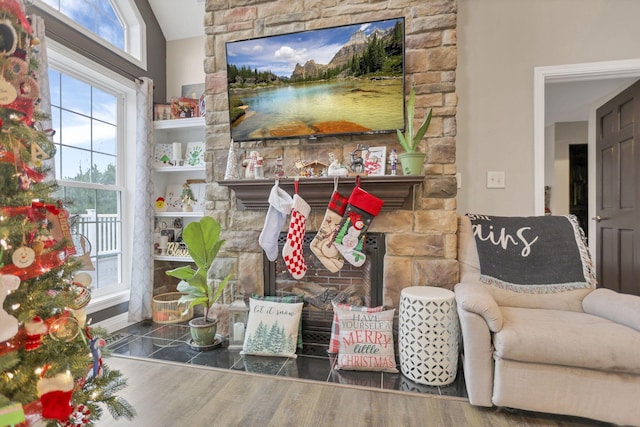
[34,0,146,69]
[47,39,136,307]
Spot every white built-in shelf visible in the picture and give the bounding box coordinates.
[153,165,205,173]
[153,116,205,131]
[154,255,193,262]
[155,211,203,217]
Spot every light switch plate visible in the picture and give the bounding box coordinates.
[487,171,505,188]
[456,172,462,189]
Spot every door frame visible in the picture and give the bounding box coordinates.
[533,59,640,258]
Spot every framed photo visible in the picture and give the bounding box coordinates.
[181,83,205,99]
[153,144,173,166]
[185,142,205,166]
[164,184,184,211]
[154,103,171,121]
[170,97,199,119]
[199,94,206,117]
[160,228,175,242]
[364,146,387,176]
[188,182,206,212]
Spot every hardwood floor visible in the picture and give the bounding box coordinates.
[98,356,611,427]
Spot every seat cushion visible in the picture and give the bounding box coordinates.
[493,307,640,374]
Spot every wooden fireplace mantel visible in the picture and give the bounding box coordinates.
[217,176,425,211]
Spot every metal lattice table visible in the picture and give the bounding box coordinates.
[399,286,460,386]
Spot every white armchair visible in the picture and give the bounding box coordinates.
[455,215,640,426]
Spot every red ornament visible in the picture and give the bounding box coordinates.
[24,316,47,351]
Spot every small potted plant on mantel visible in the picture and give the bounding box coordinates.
[396,87,433,175]
[166,216,233,350]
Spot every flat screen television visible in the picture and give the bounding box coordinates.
[225,17,405,142]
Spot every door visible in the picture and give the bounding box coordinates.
[595,79,640,296]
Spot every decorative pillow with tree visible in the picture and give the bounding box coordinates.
[252,294,304,350]
[241,298,303,358]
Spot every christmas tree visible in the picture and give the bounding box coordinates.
[0,1,134,425]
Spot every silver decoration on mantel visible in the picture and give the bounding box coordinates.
[224,139,240,180]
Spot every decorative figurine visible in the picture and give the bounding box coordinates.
[181,182,196,212]
[274,156,285,178]
[349,144,368,174]
[389,148,398,176]
[327,152,348,176]
[254,156,264,179]
[242,150,259,179]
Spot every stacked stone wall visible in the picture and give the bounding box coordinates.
[202,0,458,308]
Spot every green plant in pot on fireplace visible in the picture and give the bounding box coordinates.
[396,87,432,175]
[166,216,233,348]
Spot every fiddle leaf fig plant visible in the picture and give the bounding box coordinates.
[397,87,432,153]
[166,216,232,322]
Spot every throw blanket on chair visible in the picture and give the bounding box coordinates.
[467,214,596,293]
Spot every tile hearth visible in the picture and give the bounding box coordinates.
[108,320,467,399]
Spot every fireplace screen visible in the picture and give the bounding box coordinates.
[263,232,385,350]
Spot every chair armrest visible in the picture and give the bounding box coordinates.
[454,283,503,332]
[456,302,495,407]
[583,288,640,332]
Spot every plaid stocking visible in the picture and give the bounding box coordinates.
[310,190,348,273]
[282,194,311,279]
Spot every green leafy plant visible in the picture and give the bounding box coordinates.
[166,217,232,322]
[396,87,433,153]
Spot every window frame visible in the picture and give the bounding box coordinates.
[33,0,147,70]
[47,38,137,312]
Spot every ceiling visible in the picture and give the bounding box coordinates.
[545,77,636,126]
[148,0,205,41]
[146,2,638,126]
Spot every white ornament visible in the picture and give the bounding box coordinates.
[12,246,35,268]
[0,274,20,342]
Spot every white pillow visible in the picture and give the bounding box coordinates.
[241,298,303,358]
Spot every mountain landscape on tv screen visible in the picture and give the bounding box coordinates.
[226,19,405,141]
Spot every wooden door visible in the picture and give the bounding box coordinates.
[595,80,640,296]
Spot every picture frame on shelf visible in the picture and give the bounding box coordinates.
[154,103,172,121]
[188,182,206,212]
[185,142,205,167]
[160,228,175,242]
[364,146,387,176]
[170,97,199,119]
[199,94,206,117]
[154,144,174,166]
[181,83,205,99]
[165,184,185,212]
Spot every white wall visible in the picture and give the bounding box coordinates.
[456,0,640,215]
[165,36,206,100]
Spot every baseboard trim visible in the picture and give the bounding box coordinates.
[93,312,134,333]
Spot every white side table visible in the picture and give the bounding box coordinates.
[399,286,459,386]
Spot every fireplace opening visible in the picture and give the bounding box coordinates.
[263,232,385,354]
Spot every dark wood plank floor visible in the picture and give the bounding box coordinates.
[96,356,610,427]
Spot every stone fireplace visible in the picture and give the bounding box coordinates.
[202,0,459,314]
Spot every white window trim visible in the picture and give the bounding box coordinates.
[34,0,147,70]
[48,38,137,308]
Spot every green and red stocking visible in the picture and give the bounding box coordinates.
[332,186,384,267]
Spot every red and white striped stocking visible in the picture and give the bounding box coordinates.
[282,194,311,279]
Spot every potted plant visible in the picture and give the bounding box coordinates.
[396,87,432,175]
[166,216,233,349]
